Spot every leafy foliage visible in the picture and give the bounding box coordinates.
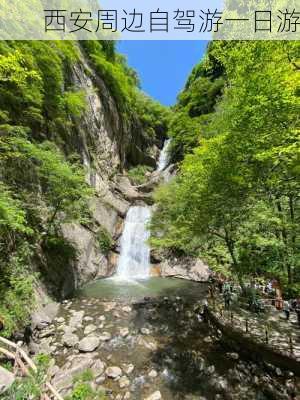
[65,369,107,400]
[128,165,153,186]
[97,227,114,255]
[2,354,50,400]
[168,42,225,162]
[151,41,300,292]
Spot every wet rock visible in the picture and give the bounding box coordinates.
[63,333,79,348]
[31,311,52,330]
[0,366,15,394]
[39,337,53,354]
[123,363,134,375]
[96,375,106,384]
[119,376,130,388]
[213,377,228,392]
[226,352,239,360]
[78,336,100,352]
[39,327,55,338]
[141,327,151,335]
[207,365,215,375]
[52,356,94,391]
[120,327,129,338]
[144,391,162,400]
[99,332,112,341]
[83,316,94,322]
[148,369,158,378]
[69,310,85,327]
[91,359,105,377]
[55,317,65,323]
[28,341,40,355]
[104,302,116,312]
[84,324,97,335]
[124,392,131,400]
[105,366,122,379]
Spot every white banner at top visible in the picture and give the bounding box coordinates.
[0,0,299,40]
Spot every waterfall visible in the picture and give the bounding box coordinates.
[157,139,171,172]
[115,139,170,281]
[115,206,151,280]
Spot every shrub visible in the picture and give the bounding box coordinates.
[97,227,114,255]
[2,354,50,400]
[127,165,153,186]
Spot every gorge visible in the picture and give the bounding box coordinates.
[0,36,299,400]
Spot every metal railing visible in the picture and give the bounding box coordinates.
[208,299,297,357]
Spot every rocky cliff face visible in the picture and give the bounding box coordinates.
[41,47,157,298]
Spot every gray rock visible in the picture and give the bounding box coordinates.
[91,359,105,377]
[69,310,85,327]
[119,376,130,388]
[144,391,162,400]
[99,332,111,341]
[148,369,158,378]
[141,327,151,335]
[207,365,215,375]
[84,324,97,335]
[105,366,122,379]
[123,363,134,375]
[39,327,55,339]
[160,257,210,282]
[0,367,15,394]
[31,310,52,330]
[78,336,100,352]
[226,352,239,360]
[61,223,111,285]
[63,333,79,348]
[120,327,129,337]
[84,316,94,322]
[52,356,94,390]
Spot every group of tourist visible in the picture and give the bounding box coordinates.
[208,275,300,327]
[283,298,300,324]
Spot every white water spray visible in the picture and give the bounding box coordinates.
[157,139,171,172]
[115,206,151,280]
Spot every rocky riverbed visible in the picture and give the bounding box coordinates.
[28,284,300,400]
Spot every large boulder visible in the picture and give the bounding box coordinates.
[115,176,154,205]
[31,303,59,330]
[0,367,15,394]
[160,256,211,282]
[61,223,114,286]
[63,333,79,348]
[78,336,100,352]
[89,198,119,235]
[52,355,96,391]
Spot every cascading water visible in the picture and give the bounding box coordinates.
[115,139,170,280]
[157,138,171,172]
[115,206,151,280]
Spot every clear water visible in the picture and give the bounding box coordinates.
[115,206,151,280]
[77,277,206,302]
